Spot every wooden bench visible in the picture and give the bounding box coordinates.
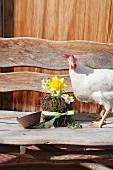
[0,37,113,169]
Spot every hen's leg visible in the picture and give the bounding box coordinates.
[99,110,109,128]
[89,110,109,128]
[89,109,105,127]
[100,109,105,117]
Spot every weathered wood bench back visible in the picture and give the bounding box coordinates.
[0,38,113,170]
[0,38,113,111]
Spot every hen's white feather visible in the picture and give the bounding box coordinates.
[69,61,113,111]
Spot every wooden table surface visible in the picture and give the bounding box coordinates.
[0,111,113,146]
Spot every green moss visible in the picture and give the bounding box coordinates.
[42,95,71,113]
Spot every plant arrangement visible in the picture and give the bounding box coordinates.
[40,76,74,128]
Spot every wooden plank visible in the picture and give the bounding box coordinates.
[0,92,13,111]
[12,67,47,112]
[59,0,85,40]
[0,126,113,145]
[80,162,112,170]
[32,150,113,161]
[96,0,111,43]
[0,0,3,37]
[84,0,100,41]
[84,0,111,42]
[0,161,112,170]
[0,110,33,118]
[2,0,14,38]
[0,111,113,145]
[0,110,33,130]
[107,0,113,42]
[14,0,86,40]
[1,111,113,130]
[12,91,40,112]
[2,145,113,162]
[0,38,113,69]
[14,0,112,43]
[0,62,14,111]
[0,72,71,92]
[0,161,83,170]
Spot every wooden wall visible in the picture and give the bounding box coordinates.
[0,0,2,37]
[0,0,113,113]
[14,0,113,42]
[0,0,14,37]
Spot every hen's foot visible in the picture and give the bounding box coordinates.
[87,110,105,121]
[89,121,106,128]
[87,114,102,120]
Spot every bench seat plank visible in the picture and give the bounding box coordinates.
[0,111,113,146]
[0,127,113,146]
[0,111,33,130]
[0,110,33,118]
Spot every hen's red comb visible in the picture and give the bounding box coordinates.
[63,53,73,58]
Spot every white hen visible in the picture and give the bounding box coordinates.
[64,53,113,128]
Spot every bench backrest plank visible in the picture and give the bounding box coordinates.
[0,38,113,69]
[0,72,71,92]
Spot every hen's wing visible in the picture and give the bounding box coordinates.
[84,69,113,92]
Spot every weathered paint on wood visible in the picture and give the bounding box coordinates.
[0,38,113,69]
[0,72,71,92]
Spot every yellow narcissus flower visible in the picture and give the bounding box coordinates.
[48,76,66,94]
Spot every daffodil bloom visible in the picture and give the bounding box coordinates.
[48,76,66,94]
[62,94,74,104]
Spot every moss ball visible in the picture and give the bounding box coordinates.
[42,95,73,113]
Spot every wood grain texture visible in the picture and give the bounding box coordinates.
[0,111,113,146]
[0,72,71,92]
[0,38,113,112]
[12,0,113,114]
[0,0,14,111]
[0,38,113,69]
[14,0,113,43]
[1,127,113,146]
[0,0,3,37]
[2,0,14,37]
[0,162,84,170]
[1,111,113,170]
[26,149,113,161]
[108,0,113,42]
[80,162,112,170]
[84,0,111,42]
[14,0,86,40]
